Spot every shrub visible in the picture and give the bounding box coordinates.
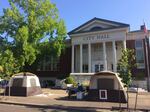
[48,80,55,87]
[65,76,75,84]
[41,80,55,87]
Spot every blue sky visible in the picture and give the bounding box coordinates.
[1,0,150,32]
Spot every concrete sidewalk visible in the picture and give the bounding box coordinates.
[0,89,150,111]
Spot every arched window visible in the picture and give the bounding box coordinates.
[90,26,102,31]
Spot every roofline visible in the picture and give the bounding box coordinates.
[69,26,129,36]
[68,17,130,35]
[129,30,150,33]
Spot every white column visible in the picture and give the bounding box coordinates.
[80,44,83,73]
[103,42,107,71]
[71,44,74,73]
[88,43,91,73]
[112,41,117,72]
[123,40,126,50]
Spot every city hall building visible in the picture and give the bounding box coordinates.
[35,18,150,90]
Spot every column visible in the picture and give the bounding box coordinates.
[71,45,75,73]
[123,40,126,50]
[103,42,107,71]
[80,44,83,73]
[112,41,117,72]
[88,43,91,73]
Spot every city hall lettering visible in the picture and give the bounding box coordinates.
[83,34,109,41]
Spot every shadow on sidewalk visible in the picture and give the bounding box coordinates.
[20,103,106,112]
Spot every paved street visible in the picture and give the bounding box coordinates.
[0,104,42,112]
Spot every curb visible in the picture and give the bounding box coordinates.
[0,101,150,112]
[0,101,111,112]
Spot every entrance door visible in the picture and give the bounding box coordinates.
[95,64,104,72]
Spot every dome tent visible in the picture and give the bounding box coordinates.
[88,71,127,103]
[5,72,42,96]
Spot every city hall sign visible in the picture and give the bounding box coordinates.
[83,34,110,41]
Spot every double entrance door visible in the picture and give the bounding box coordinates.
[95,64,104,72]
[93,61,104,72]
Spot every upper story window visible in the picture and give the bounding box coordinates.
[93,44,102,52]
[135,39,145,69]
[37,56,60,71]
[135,40,143,48]
[83,45,88,53]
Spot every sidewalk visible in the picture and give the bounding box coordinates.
[0,89,150,111]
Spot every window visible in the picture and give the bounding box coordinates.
[99,90,107,100]
[93,44,102,52]
[49,57,60,71]
[117,65,121,71]
[30,78,36,87]
[95,64,104,72]
[90,26,102,31]
[83,45,87,52]
[95,64,99,72]
[12,78,23,87]
[83,64,88,73]
[135,40,143,48]
[37,56,60,71]
[100,65,104,71]
[135,40,145,69]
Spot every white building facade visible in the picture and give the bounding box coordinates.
[68,18,150,89]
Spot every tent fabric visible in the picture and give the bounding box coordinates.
[5,72,42,96]
[88,71,127,103]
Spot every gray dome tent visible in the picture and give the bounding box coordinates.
[5,72,42,96]
[88,71,127,103]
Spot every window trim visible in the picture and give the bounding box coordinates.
[99,90,107,100]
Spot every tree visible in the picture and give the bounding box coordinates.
[0,50,20,79]
[0,0,66,72]
[117,48,136,110]
[117,49,136,87]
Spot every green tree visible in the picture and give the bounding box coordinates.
[0,50,20,79]
[0,0,66,71]
[117,48,136,110]
[117,48,136,87]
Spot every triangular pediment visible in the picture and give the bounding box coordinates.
[68,17,129,35]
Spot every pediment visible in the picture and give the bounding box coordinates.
[68,17,129,35]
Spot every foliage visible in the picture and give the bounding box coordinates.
[0,0,66,73]
[0,66,3,73]
[42,80,55,87]
[65,76,76,85]
[117,48,136,87]
[0,50,20,79]
[47,80,55,87]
